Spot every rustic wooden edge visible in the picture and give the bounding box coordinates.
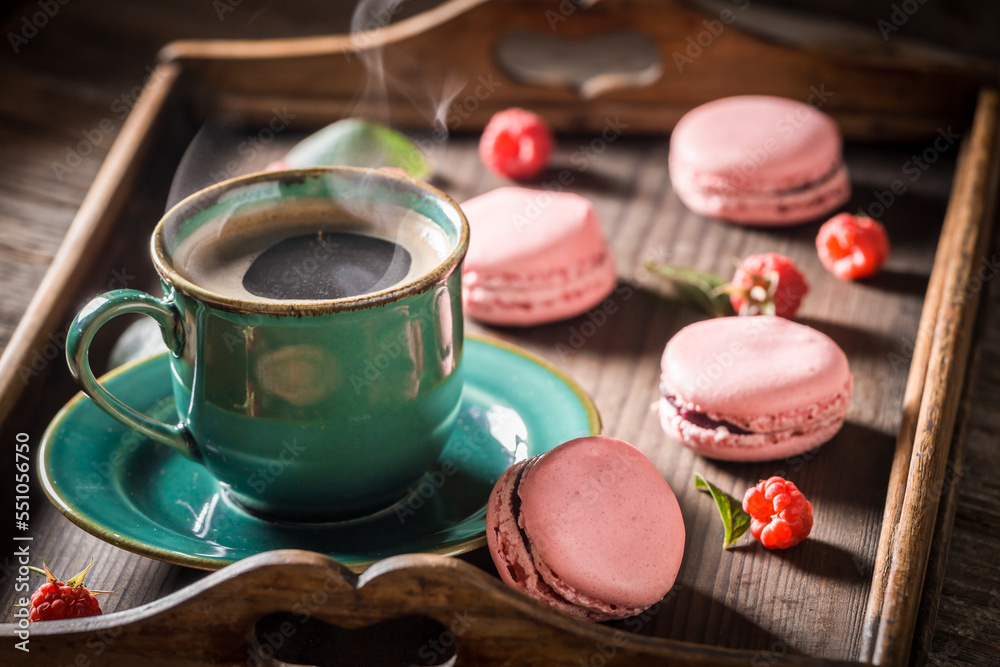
[858,116,975,660]
[908,119,1000,663]
[0,549,859,667]
[0,62,184,424]
[157,0,999,78]
[905,82,1000,667]
[866,88,1000,667]
[154,0,989,140]
[158,0,490,61]
[909,319,982,665]
[687,0,1000,79]
[0,8,996,665]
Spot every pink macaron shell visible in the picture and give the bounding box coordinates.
[656,392,850,462]
[670,96,843,191]
[517,436,685,618]
[669,95,850,225]
[670,162,850,226]
[463,251,617,326]
[660,317,851,419]
[462,188,605,273]
[658,317,852,461]
[486,456,622,620]
[460,187,617,325]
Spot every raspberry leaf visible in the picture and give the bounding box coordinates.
[645,263,734,317]
[694,473,751,549]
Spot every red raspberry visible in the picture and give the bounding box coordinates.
[479,108,553,180]
[742,476,813,549]
[729,253,809,318]
[816,213,889,280]
[27,561,112,622]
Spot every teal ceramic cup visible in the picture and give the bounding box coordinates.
[66,167,469,522]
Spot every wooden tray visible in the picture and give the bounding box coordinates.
[1,1,998,665]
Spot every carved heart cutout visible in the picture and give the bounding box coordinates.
[495,29,663,98]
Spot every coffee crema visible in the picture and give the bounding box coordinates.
[171,199,449,302]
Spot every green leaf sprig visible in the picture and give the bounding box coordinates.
[694,473,751,549]
[644,263,734,318]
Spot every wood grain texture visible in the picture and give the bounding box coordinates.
[860,90,1000,662]
[0,1,998,665]
[160,0,988,140]
[0,550,861,667]
[872,89,1000,667]
[0,123,962,664]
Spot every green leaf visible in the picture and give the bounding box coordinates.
[644,263,734,318]
[283,118,433,179]
[694,473,751,549]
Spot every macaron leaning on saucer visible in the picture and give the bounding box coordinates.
[460,187,617,326]
[657,316,852,461]
[486,435,685,621]
[668,95,850,225]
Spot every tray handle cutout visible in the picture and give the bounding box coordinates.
[494,28,663,99]
[246,613,457,667]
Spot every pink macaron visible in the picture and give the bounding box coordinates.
[669,95,850,225]
[486,435,685,621]
[460,187,617,326]
[657,316,852,461]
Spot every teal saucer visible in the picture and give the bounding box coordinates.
[40,335,600,571]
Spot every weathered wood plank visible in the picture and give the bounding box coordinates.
[0,1,997,665]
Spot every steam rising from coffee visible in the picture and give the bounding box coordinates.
[348,0,465,166]
[161,0,467,303]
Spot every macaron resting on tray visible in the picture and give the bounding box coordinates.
[0,0,997,665]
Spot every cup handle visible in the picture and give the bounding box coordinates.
[66,289,198,460]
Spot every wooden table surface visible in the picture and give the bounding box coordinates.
[0,1,998,665]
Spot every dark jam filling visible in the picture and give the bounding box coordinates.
[663,393,752,435]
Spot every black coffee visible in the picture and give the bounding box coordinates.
[242,232,411,300]
[171,200,449,303]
